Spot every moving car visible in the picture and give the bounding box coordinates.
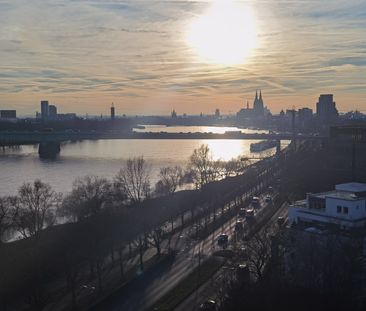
[238,208,246,218]
[251,196,260,207]
[200,299,216,310]
[277,216,285,226]
[217,234,229,246]
[235,220,244,232]
[245,209,254,220]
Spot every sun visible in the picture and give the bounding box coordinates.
[186,1,257,65]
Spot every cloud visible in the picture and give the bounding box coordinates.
[0,0,365,114]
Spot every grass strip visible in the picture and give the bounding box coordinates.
[152,257,225,311]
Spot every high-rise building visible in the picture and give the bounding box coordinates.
[41,100,49,120]
[316,94,338,121]
[298,107,313,129]
[111,103,115,119]
[49,105,57,119]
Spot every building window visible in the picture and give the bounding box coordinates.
[337,205,342,213]
[343,207,349,214]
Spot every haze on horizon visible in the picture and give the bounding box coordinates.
[0,0,365,116]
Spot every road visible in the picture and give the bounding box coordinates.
[175,201,289,311]
[91,194,273,311]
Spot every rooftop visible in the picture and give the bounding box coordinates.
[312,190,364,201]
[335,182,366,193]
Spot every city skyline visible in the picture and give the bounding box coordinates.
[1,0,366,115]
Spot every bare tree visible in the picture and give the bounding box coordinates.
[222,156,250,177]
[245,228,272,281]
[114,157,151,204]
[12,180,60,240]
[148,227,164,256]
[61,175,113,222]
[154,166,183,196]
[0,196,14,244]
[187,144,216,189]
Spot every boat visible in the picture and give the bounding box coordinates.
[250,140,277,152]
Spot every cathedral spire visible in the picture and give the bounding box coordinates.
[259,90,262,100]
[247,100,249,109]
[255,90,258,100]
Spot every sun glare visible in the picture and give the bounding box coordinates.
[187,1,257,65]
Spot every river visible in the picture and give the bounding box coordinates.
[0,125,286,195]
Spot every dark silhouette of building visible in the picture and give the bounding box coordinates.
[215,108,220,118]
[0,110,16,119]
[253,90,264,116]
[49,105,57,119]
[316,94,338,121]
[298,107,313,129]
[41,100,49,120]
[111,103,115,120]
[237,90,265,121]
[171,109,177,118]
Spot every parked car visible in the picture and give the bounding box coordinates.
[265,195,272,203]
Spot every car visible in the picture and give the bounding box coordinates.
[251,196,260,206]
[245,209,254,220]
[235,220,244,232]
[217,234,229,246]
[200,299,216,310]
[277,216,285,226]
[238,208,246,218]
[236,263,250,282]
[265,196,272,203]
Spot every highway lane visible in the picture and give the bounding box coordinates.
[91,210,240,311]
[93,193,274,311]
[175,201,289,311]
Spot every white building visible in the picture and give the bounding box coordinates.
[289,182,366,230]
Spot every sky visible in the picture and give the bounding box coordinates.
[0,0,365,116]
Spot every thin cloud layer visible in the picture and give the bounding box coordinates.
[0,0,365,115]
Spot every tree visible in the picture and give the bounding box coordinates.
[148,227,164,256]
[222,156,250,177]
[187,144,216,189]
[0,196,14,245]
[12,180,60,240]
[245,228,272,281]
[114,157,151,204]
[61,175,113,222]
[154,166,183,196]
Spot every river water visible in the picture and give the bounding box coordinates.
[0,126,285,195]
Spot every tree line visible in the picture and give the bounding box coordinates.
[0,144,254,310]
[0,144,250,243]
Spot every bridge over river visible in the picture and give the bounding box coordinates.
[0,131,325,157]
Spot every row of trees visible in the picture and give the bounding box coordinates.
[0,144,250,243]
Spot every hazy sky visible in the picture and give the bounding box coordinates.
[0,0,365,116]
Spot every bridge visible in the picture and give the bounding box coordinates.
[0,131,325,157]
[0,130,325,144]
